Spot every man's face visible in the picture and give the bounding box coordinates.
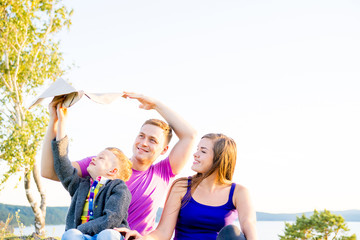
[132,124,168,164]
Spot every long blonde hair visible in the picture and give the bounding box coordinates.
[179,133,237,206]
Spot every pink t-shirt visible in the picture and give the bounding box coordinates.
[77,156,175,235]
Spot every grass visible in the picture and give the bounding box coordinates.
[0,211,60,240]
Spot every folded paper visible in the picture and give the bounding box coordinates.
[29,78,125,109]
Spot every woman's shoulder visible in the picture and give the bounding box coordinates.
[233,182,247,191]
[172,177,189,187]
[233,183,251,198]
[231,183,253,206]
[170,177,189,194]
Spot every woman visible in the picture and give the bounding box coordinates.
[118,133,258,240]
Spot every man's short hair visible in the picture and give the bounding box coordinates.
[142,119,173,145]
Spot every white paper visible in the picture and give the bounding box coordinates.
[28,78,125,109]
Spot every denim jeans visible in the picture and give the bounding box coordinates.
[62,228,123,240]
[216,225,247,240]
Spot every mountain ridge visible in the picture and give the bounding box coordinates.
[1,203,359,227]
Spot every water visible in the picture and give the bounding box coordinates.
[14,221,360,239]
[14,224,66,238]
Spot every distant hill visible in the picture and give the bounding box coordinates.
[256,210,360,222]
[0,203,68,226]
[156,208,360,222]
[1,203,359,227]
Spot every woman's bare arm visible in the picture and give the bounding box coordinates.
[234,184,258,240]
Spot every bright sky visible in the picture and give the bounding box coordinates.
[1,0,360,214]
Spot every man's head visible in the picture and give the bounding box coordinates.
[142,119,172,144]
[132,119,173,165]
[87,147,132,181]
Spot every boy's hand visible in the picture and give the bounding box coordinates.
[56,102,68,123]
[55,102,68,141]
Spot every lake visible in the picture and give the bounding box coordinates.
[14,221,360,239]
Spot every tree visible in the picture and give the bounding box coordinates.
[0,0,72,235]
[279,209,357,240]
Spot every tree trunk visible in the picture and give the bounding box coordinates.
[24,163,46,236]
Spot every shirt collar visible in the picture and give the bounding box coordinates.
[90,176,109,185]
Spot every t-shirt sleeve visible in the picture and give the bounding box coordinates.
[153,156,176,183]
[76,157,93,178]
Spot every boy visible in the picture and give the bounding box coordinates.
[52,103,132,240]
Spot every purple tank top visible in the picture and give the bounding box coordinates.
[174,180,238,240]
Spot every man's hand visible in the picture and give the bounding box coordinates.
[114,227,142,240]
[123,92,158,110]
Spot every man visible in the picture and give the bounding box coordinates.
[41,92,197,235]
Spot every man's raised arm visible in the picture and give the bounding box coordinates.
[123,92,197,174]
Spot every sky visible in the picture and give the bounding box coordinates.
[0,0,359,214]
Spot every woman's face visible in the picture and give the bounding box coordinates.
[191,138,214,173]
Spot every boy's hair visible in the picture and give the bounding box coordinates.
[142,119,173,145]
[106,147,132,181]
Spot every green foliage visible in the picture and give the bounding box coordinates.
[279,209,357,240]
[0,0,72,183]
[0,0,72,234]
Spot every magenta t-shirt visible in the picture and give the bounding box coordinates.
[77,156,175,235]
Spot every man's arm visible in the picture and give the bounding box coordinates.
[41,100,81,181]
[123,92,197,175]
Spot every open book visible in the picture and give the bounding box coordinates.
[29,78,125,109]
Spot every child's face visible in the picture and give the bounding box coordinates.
[87,149,117,179]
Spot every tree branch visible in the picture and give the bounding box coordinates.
[9,41,19,54]
[33,163,46,216]
[1,97,19,126]
[24,170,45,235]
[24,170,36,209]
[12,33,29,125]
[30,10,54,71]
[4,49,14,91]
[2,9,14,91]
[0,108,12,121]
[12,36,28,82]
[0,72,12,91]
[13,27,21,50]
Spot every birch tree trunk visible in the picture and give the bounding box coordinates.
[24,163,46,235]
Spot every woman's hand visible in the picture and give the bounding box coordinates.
[114,227,143,240]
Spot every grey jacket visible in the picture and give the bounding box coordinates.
[52,136,131,235]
